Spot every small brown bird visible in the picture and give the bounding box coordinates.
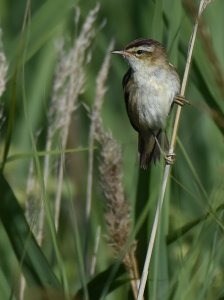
[112,38,180,169]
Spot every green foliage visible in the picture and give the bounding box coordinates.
[0,172,61,290]
[0,0,224,299]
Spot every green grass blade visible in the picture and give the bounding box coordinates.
[0,172,61,291]
[74,263,126,300]
[8,0,79,75]
[151,0,163,41]
[0,268,16,300]
[134,169,150,272]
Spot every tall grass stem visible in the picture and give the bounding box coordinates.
[137,1,213,298]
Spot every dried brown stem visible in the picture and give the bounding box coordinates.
[38,5,100,244]
[0,29,8,98]
[95,127,139,299]
[137,1,214,299]
[90,40,139,299]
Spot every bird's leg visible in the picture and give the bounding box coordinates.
[174,95,190,106]
[154,136,164,154]
[154,136,176,165]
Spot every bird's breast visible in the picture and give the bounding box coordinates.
[127,68,179,132]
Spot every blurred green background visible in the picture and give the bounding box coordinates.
[0,0,224,299]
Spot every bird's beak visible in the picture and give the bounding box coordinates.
[111,50,124,55]
[111,50,130,56]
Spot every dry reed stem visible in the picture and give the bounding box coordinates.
[95,128,139,299]
[90,226,101,276]
[19,160,36,299]
[0,28,8,165]
[53,4,99,232]
[85,39,115,271]
[86,39,115,226]
[93,67,139,299]
[37,5,100,244]
[89,40,139,298]
[20,148,41,299]
[137,0,213,299]
[0,29,8,98]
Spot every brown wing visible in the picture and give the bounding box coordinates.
[122,68,139,132]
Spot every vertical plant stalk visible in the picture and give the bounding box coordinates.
[89,39,139,298]
[0,28,9,162]
[19,158,38,300]
[84,39,114,271]
[0,26,7,165]
[0,29,8,98]
[137,1,213,299]
[95,129,139,299]
[90,225,101,276]
[38,4,100,244]
[53,4,100,232]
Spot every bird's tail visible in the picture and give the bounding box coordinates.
[138,130,169,170]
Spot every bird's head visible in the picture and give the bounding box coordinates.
[112,38,168,72]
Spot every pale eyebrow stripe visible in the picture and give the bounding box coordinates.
[133,45,155,52]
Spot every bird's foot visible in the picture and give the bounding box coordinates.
[165,152,176,165]
[154,137,175,164]
[174,95,190,107]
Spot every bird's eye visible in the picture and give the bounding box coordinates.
[136,50,143,55]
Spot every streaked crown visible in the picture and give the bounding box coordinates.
[125,38,163,51]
